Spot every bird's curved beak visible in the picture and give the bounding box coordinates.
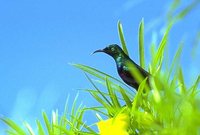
[93,49,105,54]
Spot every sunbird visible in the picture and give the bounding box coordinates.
[93,44,150,91]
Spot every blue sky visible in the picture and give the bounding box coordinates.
[0,0,200,132]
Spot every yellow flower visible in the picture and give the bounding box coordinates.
[97,114,130,135]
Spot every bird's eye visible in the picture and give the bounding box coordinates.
[111,47,115,52]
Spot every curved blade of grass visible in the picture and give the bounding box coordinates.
[70,94,79,128]
[118,21,129,56]
[167,0,181,21]
[178,68,186,94]
[105,77,121,108]
[0,118,26,135]
[36,120,45,135]
[24,122,35,135]
[42,111,52,135]
[52,110,58,126]
[89,91,114,114]
[84,107,109,116]
[52,110,59,134]
[68,113,97,134]
[132,78,148,112]
[152,23,172,73]
[6,130,18,135]
[83,89,118,99]
[191,31,200,58]
[119,86,132,108]
[59,96,69,129]
[191,76,200,96]
[54,125,75,135]
[167,41,183,82]
[89,78,135,96]
[138,18,145,68]
[174,0,200,22]
[84,73,112,106]
[76,109,85,129]
[71,63,131,90]
[83,89,124,101]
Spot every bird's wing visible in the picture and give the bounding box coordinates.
[118,65,139,89]
[127,59,150,77]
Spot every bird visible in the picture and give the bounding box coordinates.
[93,44,150,91]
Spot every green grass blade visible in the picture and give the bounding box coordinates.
[67,113,97,134]
[84,107,109,116]
[52,110,59,134]
[0,118,26,135]
[71,63,131,90]
[36,120,45,135]
[84,73,112,106]
[152,23,172,74]
[73,103,83,129]
[191,31,200,58]
[191,76,200,95]
[132,78,148,111]
[59,96,69,129]
[89,91,112,111]
[167,0,181,21]
[138,18,145,68]
[5,130,18,135]
[24,122,35,135]
[174,0,200,22]
[119,86,132,108]
[118,21,129,56]
[83,89,121,99]
[167,41,183,81]
[70,94,79,128]
[178,68,186,94]
[105,77,121,108]
[42,111,52,135]
[54,125,75,135]
[76,109,85,130]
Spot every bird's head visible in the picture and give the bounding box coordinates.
[93,44,125,58]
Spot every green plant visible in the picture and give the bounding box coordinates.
[1,95,97,135]
[1,1,200,134]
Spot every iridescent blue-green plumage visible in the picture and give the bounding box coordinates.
[93,44,150,90]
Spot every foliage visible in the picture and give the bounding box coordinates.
[1,1,200,135]
[1,95,97,135]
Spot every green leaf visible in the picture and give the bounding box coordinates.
[84,107,109,116]
[54,125,75,135]
[84,73,112,106]
[0,118,26,135]
[191,76,200,95]
[36,120,45,135]
[167,0,181,21]
[24,122,35,135]
[167,41,183,82]
[178,68,186,94]
[71,63,131,90]
[132,78,148,111]
[138,18,145,68]
[118,21,129,56]
[42,112,52,135]
[89,91,114,114]
[76,109,85,129]
[174,1,200,22]
[152,23,172,74]
[119,86,132,108]
[105,77,121,108]
[70,94,79,128]
[5,130,19,135]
